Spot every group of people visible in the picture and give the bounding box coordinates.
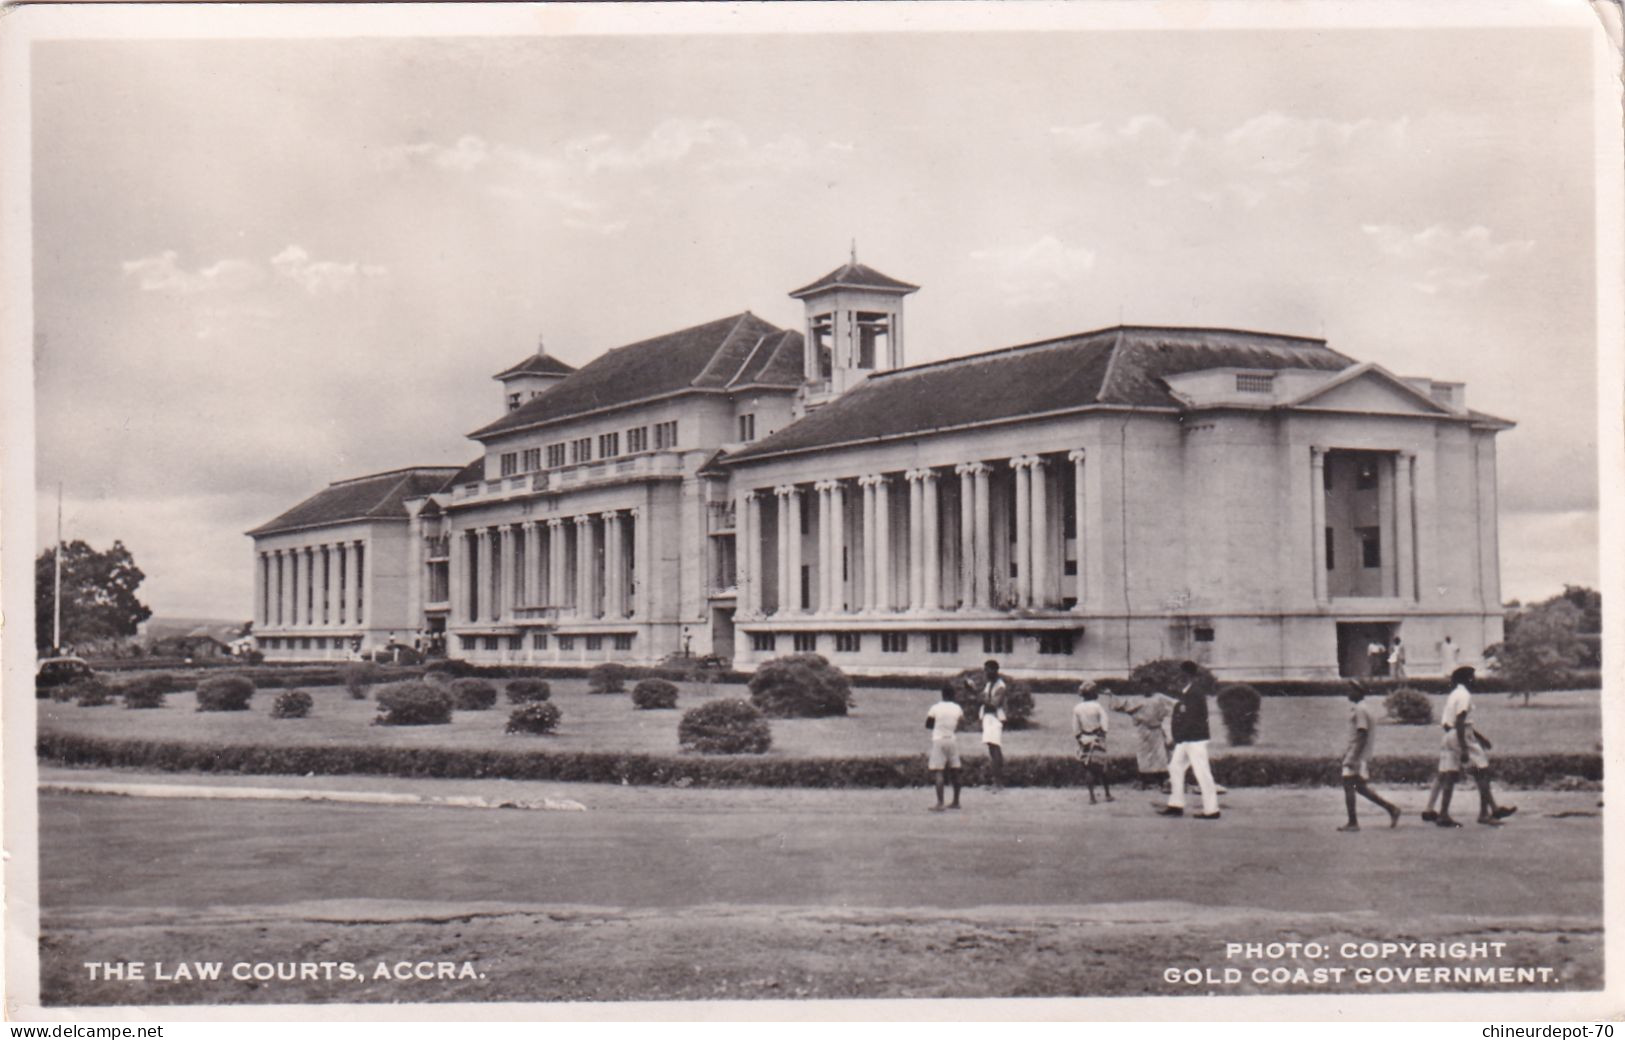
[924,657,1514,831]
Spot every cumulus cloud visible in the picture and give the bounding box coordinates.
[1360,222,1534,294]
[121,250,264,295]
[969,234,1098,304]
[271,244,388,296]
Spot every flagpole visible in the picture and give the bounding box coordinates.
[53,483,62,654]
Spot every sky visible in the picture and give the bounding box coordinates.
[26,12,1603,619]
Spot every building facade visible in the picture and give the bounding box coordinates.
[248,258,1511,678]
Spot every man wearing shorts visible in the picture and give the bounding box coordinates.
[1338,682,1401,832]
[925,683,965,812]
[978,659,1009,793]
[1431,666,1516,828]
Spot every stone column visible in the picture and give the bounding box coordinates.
[1069,449,1087,609]
[254,553,268,627]
[830,480,847,613]
[342,542,357,627]
[523,521,540,608]
[749,493,765,616]
[603,511,624,617]
[575,515,595,617]
[775,486,793,614]
[548,519,566,611]
[1396,452,1416,602]
[874,475,893,612]
[906,470,925,611]
[921,469,940,612]
[271,552,284,627]
[787,486,805,613]
[973,464,992,609]
[857,477,876,611]
[301,548,315,626]
[475,529,491,622]
[957,464,978,610]
[1030,456,1050,607]
[497,525,514,621]
[629,506,647,619]
[815,480,835,614]
[733,492,751,615]
[1310,447,1328,604]
[1014,456,1033,607]
[445,535,461,626]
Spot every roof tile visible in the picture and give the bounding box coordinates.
[247,466,465,537]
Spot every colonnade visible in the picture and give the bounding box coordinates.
[734,450,1088,618]
[256,541,365,628]
[447,509,641,625]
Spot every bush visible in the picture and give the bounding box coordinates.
[373,681,454,726]
[632,678,680,710]
[243,650,265,665]
[588,662,630,694]
[195,675,256,712]
[344,662,380,700]
[1215,684,1262,745]
[270,689,314,719]
[505,679,552,703]
[1129,658,1219,700]
[450,678,499,711]
[128,672,182,697]
[424,658,477,680]
[505,702,562,736]
[70,678,115,707]
[949,668,1035,731]
[1384,686,1434,725]
[747,654,853,718]
[679,699,772,754]
[122,684,167,709]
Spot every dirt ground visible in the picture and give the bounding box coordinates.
[34,771,1603,1005]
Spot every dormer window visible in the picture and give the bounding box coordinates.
[1236,373,1275,394]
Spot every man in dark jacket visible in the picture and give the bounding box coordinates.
[1155,661,1221,819]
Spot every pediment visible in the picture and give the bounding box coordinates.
[1287,364,1457,417]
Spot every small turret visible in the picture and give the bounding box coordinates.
[493,335,575,412]
[789,248,917,405]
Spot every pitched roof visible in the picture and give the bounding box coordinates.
[724,325,1355,463]
[445,457,485,487]
[494,352,577,381]
[788,260,920,299]
[470,312,800,440]
[247,466,465,537]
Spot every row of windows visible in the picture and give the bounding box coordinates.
[750,630,1078,655]
[458,633,636,652]
[261,636,361,651]
[497,422,682,477]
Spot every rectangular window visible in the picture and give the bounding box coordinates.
[500,453,519,477]
[532,633,548,650]
[738,414,756,442]
[1194,626,1216,643]
[546,443,567,468]
[598,432,620,458]
[928,632,959,654]
[313,637,326,650]
[570,437,592,464]
[557,635,575,651]
[792,633,817,653]
[800,565,811,609]
[1235,373,1274,394]
[751,632,777,653]
[654,420,679,449]
[522,447,542,472]
[1325,527,1336,570]
[810,314,834,380]
[460,635,476,651]
[483,636,499,651]
[299,637,310,650]
[1359,526,1382,569]
[1037,632,1076,655]
[507,392,522,412]
[585,635,603,651]
[835,632,860,653]
[627,426,648,453]
[983,632,1014,655]
[509,636,523,651]
[855,312,889,369]
[613,634,634,651]
[881,632,909,653]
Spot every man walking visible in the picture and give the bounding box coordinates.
[1429,666,1516,828]
[1155,661,1220,820]
[1338,682,1401,832]
[925,684,965,812]
[978,659,1009,794]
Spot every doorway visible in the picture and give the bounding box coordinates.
[712,607,735,663]
[1336,621,1398,678]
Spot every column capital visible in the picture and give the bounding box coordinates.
[858,473,887,488]
[1310,445,1328,460]
[627,506,641,519]
[476,528,490,541]
[814,479,839,492]
[599,509,621,523]
[905,467,933,483]
[573,514,593,527]
[1067,448,1087,464]
[1012,454,1041,470]
[955,461,989,476]
[547,517,566,529]
[774,484,797,497]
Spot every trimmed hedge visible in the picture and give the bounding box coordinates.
[71,679,116,707]
[587,662,630,694]
[270,689,314,719]
[373,681,454,726]
[748,654,853,718]
[679,699,772,754]
[631,678,680,710]
[1216,684,1262,746]
[35,732,1600,789]
[1384,687,1434,725]
[505,679,552,703]
[505,702,562,736]
[450,678,499,711]
[195,675,256,712]
[122,685,167,709]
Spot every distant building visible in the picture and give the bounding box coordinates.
[248,257,1512,678]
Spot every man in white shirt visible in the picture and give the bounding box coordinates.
[1387,637,1407,680]
[925,684,966,812]
[1427,666,1516,828]
[978,659,1010,794]
[1439,635,1461,676]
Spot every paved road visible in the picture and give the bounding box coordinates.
[38,778,1602,920]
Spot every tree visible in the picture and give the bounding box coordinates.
[1486,597,1585,707]
[35,540,153,654]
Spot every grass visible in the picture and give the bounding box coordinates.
[37,679,1602,762]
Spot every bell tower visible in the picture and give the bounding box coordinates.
[788,247,918,405]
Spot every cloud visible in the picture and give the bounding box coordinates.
[1360,222,1534,294]
[271,244,388,296]
[969,234,1097,304]
[121,250,263,295]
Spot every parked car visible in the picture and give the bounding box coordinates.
[35,656,94,697]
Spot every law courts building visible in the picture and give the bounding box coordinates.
[248,257,1511,679]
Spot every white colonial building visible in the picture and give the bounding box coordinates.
[249,257,1511,678]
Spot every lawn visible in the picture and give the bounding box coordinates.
[37,677,1602,762]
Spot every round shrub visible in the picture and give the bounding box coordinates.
[122,685,167,709]
[425,658,477,680]
[950,668,1035,731]
[450,677,499,711]
[195,675,256,712]
[344,662,380,700]
[678,699,772,754]
[1384,686,1434,725]
[505,701,562,736]
[632,678,680,710]
[270,689,314,719]
[373,681,454,726]
[505,678,553,703]
[747,654,853,718]
[70,678,115,707]
[130,672,182,696]
[1215,684,1262,745]
[1129,658,1219,700]
[588,662,630,694]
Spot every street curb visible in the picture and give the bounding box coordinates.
[40,779,588,812]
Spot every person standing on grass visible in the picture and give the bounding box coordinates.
[1338,682,1401,832]
[1156,661,1220,820]
[1388,637,1407,680]
[925,683,965,812]
[1425,666,1517,828]
[1439,634,1461,676]
[1111,684,1176,790]
[977,659,1010,794]
[1072,681,1112,804]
